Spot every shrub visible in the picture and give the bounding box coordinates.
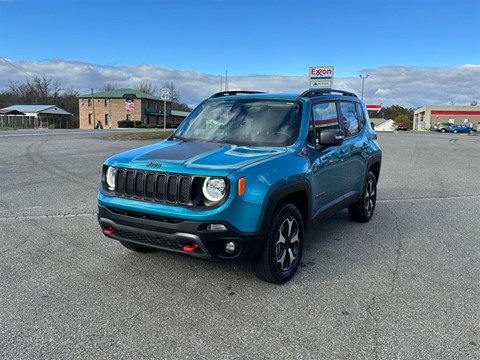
[118,120,142,128]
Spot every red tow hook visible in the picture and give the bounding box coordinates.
[183,244,199,253]
[103,227,116,236]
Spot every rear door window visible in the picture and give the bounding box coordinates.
[339,102,360,137]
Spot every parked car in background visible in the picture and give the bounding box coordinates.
[397,123,408,131]
[435,122,452,133]
[447,124,476,134]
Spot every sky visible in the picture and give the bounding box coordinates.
[0,0,479,108]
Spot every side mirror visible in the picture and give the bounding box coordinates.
[317,129,344,150]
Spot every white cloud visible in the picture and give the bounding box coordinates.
[0,58,479,109]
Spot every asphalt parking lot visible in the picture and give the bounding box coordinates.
[1,130,479,359]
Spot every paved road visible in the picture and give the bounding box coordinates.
[1,130,479,359]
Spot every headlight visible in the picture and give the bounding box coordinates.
[202,177,226,202]
[106,166,116,191]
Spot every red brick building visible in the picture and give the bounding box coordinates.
[78,88,188,129]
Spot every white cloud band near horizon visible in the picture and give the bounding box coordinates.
[0,57,478,109]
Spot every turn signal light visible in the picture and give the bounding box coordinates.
[238,177,245,196]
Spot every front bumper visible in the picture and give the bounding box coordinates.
[97,205,264,263]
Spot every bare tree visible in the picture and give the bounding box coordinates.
[162,82,180,103]
[8,75,61,104]
[102,83,116,92]
[134,80,157,95]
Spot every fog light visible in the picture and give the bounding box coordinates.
[207,224,227,232]
[225,241,237,254]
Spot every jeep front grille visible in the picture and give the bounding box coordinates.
[115,169,192,205]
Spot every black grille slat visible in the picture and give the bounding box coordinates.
[167,176,178,202]
[113,169,193,206]
[116,169,125,194]
[145,174,155,199]
[135,172,144,197]
[179,177,191,204]
[125,170,135,196]
[155,174,166,201]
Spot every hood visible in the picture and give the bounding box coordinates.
[106,140,286,175]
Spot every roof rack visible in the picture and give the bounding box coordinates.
[300,88,358,98]
[209,90,265,98]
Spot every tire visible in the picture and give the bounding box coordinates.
[119,241,155,253]
[348,171,377,223]
[453,130,458,134]
[469,130,473,134]
[440,129,446,133]
[252,203,304,284]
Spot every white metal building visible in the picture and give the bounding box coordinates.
[413,105,480,130]
[0,105,74,129]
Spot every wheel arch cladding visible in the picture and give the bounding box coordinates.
[261,180,311,235]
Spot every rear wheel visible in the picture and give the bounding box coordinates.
[252,203,304,284]
[119,241,155,253]
[441,128,446,133]
[348,171,377,222]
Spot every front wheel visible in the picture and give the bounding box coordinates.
[441,129,446,133]
[348,171,377,222]
[252,203,304,284]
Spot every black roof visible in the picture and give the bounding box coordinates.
[299,88,358,98]
[209,88,359,100]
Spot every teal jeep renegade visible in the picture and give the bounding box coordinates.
[98,89,382,284]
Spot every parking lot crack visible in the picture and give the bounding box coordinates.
[385,203,404,295]
[366,294,379,360]
[0,212,97,222]
[0,236,28,255]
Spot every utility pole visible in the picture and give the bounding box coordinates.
[359,75,369,101]
[91,88,96,128]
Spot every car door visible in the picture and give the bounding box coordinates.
[306,101,348,215]
[338,101,369,195]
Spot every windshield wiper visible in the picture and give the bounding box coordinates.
[171,134,188,142]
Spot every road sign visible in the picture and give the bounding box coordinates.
[161,88,170,101]
[309,66,334,88]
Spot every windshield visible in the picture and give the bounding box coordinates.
[173,99,300,146]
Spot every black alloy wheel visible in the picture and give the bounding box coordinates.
[252,203,304,284]
[348,171,377,222]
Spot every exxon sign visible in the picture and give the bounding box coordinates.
[309,66,334,88]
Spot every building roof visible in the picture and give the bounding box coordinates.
[171,110,190,117]
[1,105,73,116]
[0,109,25,115]
[77,88,166,102]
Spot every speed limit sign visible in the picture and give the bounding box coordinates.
[161,88,170,101]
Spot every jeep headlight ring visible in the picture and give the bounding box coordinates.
[106,166,116,191]
[202,177,226,202]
